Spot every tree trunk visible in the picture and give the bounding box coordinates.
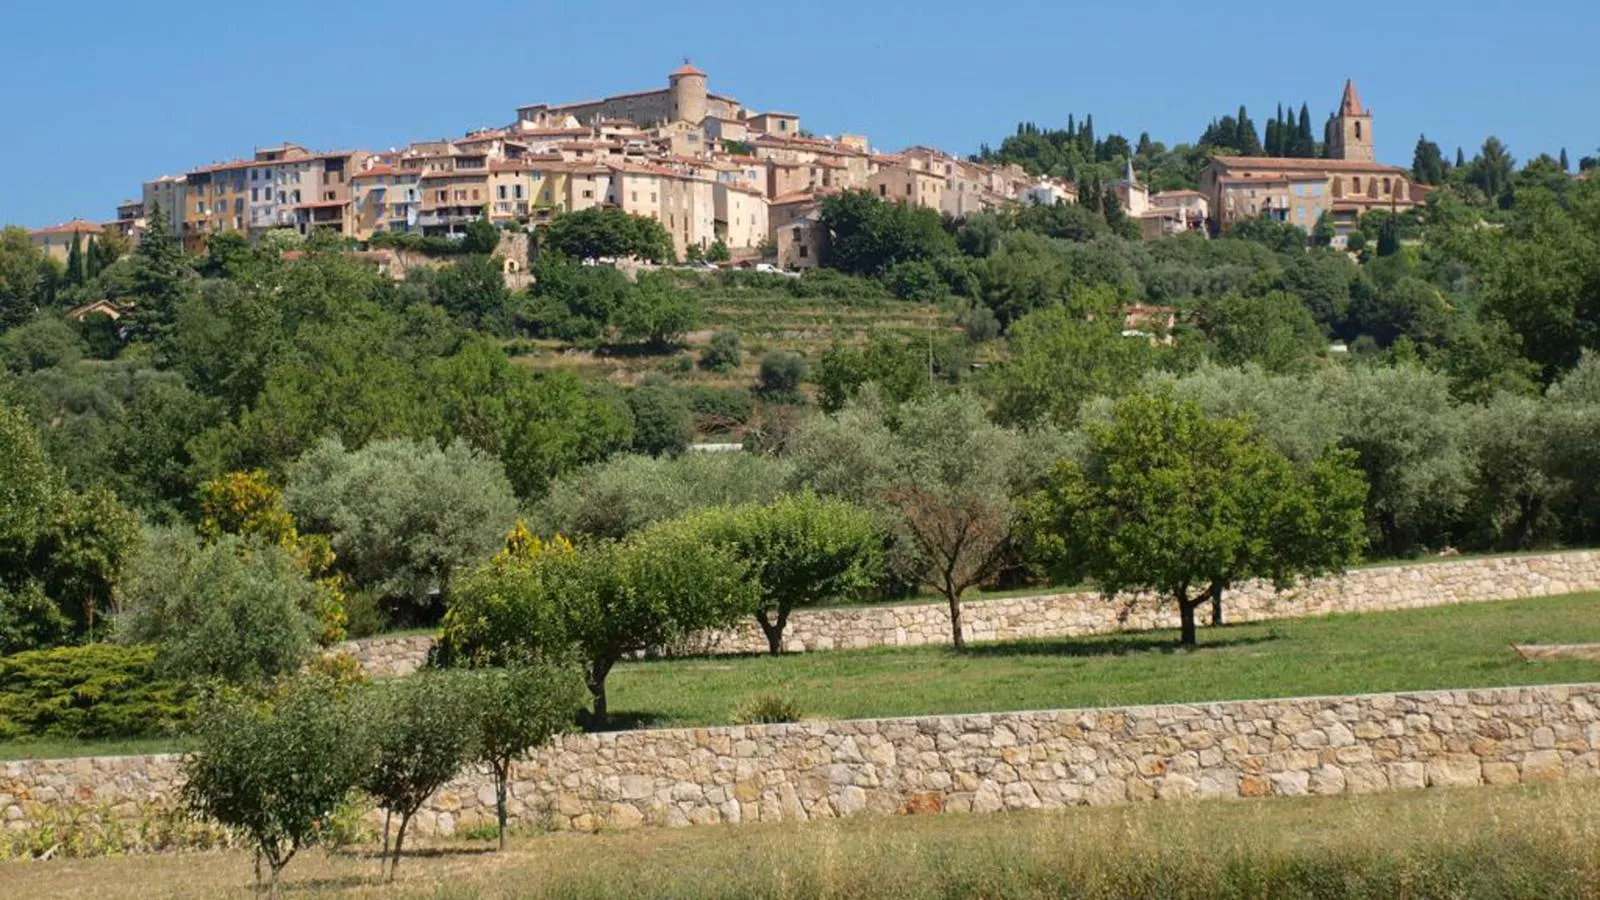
[756,606,791,655]
[381,809,391,859]
[947,591,965,651]
[1178,590,1198,646]
[389,812,411,883]
[587,659,613,728]
[495,761,509,852]
[1209,582,1224,627]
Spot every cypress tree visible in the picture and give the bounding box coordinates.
[1559,147,1570,172]
[86,236,101,279]
[1265,119,1279,157]
[65,233,83,285]
[1081,114,1095,157]
[1456,147,1466,168]
[1296,103,1314,158]
[1235,106,1262,156]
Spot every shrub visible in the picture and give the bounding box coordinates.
[626,379,694,457]
[536,452,793,540]
[733,693,803,724]
[182,676,372,895]
[882,259,948,303]
[0,644,192,741]
[688,385,753,433]
[361,671,482,879]
[757,351,807,400]
[700,330,743,373]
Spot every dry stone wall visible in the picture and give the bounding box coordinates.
[5,684,1599,838]
[337,551,1600,677]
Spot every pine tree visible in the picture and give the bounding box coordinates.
[1559,147,1570,172]
[125,202,187,343]
[65,233,84,285]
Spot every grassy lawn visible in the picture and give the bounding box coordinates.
[7,780,1597,898]
[6,594,1597,760]
[0,737,186,762]
[602,593,1600,729]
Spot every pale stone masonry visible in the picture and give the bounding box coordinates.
[337,551,1600,677]
[5,684,1599,837]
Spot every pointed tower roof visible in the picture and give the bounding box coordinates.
[1339,79,1367,116]
[1124,157,1137,184]
[670,60,706,78]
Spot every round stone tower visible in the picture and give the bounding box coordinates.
[668,61,708,125]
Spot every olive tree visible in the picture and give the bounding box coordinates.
[286,437,518,619]
[790,391,1063,649]
[693,493,884,653]
[1022,390,1367,646]
[360,671,483,880]
[182,677,369,897]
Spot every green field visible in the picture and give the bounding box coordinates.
[8,781,1597,898]
[602,593,1600,729]
[5,593,1596,760]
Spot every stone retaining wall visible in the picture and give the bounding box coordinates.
[5,684,1598,837]
[337,551,1600,676]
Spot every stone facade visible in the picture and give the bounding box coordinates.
[336,551,1600,677]
[6,685,1599,838]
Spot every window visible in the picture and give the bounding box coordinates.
[1353,177,1361,192]
[498,186,507,200]
[631,191,638,202]
[583,189,593,199]
[1382,178,1391,194]
[798,244,808,258]
[878,184,887,197]
[1354,121,1362,140]
[1312,184,1323,197]
[251,188,259,201]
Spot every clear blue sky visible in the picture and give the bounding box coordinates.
[2,0,1595,229]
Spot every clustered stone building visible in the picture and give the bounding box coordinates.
[36,71,1424,262]
[57,63,1073,263]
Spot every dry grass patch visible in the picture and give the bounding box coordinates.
[6,781,1598,898]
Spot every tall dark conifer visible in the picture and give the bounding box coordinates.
[65,233,84,285]
[1296,104,1314,157]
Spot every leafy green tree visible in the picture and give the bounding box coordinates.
[467,662,584,850]
[1412,135,1447,185]
[431,255,509,329]
[183,676,370,897]
[699,329,742,372]
[1195,290,1324,373]
[117,528,326,684]
[791,392,1063,648]
[988,297,1157,427]
[693,493,884,653]
[361,671,482,880]
[536,451,793,540]
[814,333,930,413]
[440,522,755,725]
[819,190,956,276]
[542,207,674,262]
[615,273,701,346]
[1022,390,1366,645]
[524,255,633,341]
[498,371,635,501]
[0,226,51,330]
[0,403,140,650]
[1,314,85,373]
[1471,136,1516,202]
[286,437,519,619]
[461,214,501,256]
[705,240,731,263]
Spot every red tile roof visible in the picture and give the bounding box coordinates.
[30,218,103,236]
[1211,155,1406,175]
[671,63,706,77]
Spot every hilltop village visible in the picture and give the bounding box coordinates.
[32,67,1424,266]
